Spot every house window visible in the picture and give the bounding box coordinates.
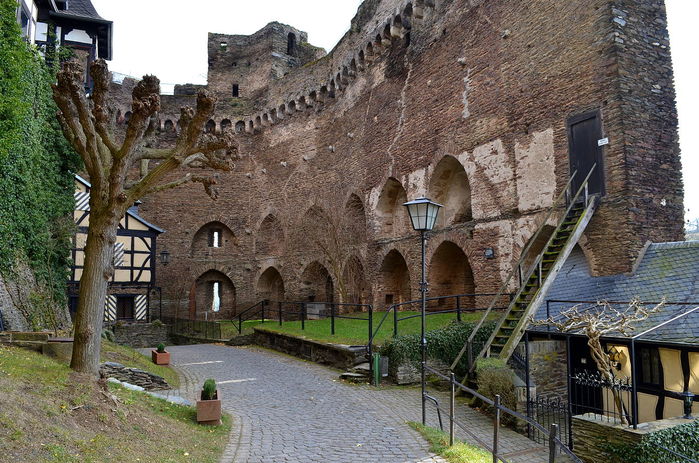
[116,295,135,320]
[232,84,239,97]
[211,281,221,312]
[639,347,662,386]
[208,229,222,247]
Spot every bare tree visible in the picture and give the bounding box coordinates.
[52,59,237,375]
[533,299,663,424]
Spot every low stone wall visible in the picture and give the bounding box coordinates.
[253,328,365,369]
[99,362,170,390]
[0,331,51,351]
[572,413,695,463]
[112,323,169,348]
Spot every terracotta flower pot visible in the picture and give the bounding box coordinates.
[151,350,170,365]
[196,390,222,425]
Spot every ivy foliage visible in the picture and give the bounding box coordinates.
[380,320,497,378]
[0,0,81,305]
[603,420,699,463]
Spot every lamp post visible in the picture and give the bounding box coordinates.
[682,391,695,419]
[403,196,442,425]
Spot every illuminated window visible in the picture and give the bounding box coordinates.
[211,282,221,312]
[208,229,222,248]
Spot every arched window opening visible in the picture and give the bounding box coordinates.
[235,121,245,133]
[221,119,232,131]
[191,270,235,320]
[428,156,472,228]
[428,241,475,309]
[164,120,174,132]
[192,222,236,255]
[205,119,216,133]
[301,261,333,303]
[257,267,285,302]
[379,250,411,306]
[376,178,409,238]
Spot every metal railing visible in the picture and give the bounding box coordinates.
[161,316,222,340]
[425,365,582,463]
[451,165,598,373]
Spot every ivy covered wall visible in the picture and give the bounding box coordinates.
[0,0,80,330]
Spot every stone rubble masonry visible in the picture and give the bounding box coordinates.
[572,414,694,463]
[105,0,682,319]
[528,339,569,400]
[99,361,171,390]
[111,322,169,349]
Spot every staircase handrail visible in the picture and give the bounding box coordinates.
[467,163,598,368]
[450,167,587,371]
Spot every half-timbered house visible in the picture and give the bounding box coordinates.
[70,175,163,323]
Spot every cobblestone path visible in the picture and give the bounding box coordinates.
[160,344,555,463]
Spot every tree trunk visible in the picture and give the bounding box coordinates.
[70,213,117,375]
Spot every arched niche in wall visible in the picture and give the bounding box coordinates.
[345,194,367,243]
[205,119,216,133]
[376,178,409,238]
[164,120,174,132]
[428,155,472,228]
[300,261,334,303]
[235,121,245,133]
[191,221,236,256]
[191,270,236,320]
[342,256,369,305]
[428,241,475,309]
[220,119,232,131]
[257,266,285,302]
[256,214,285,258]
[379,250,411,306]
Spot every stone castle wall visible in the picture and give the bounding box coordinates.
[107,0,683,318]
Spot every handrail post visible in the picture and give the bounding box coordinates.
[630,339,638,429]
[368,304,373,376]
[393,306,398,337]
[331,303,335,335]
[278,301,282,326]
[261,300,266,324]
[238,313,242,335]
[456,296,462,323]
[493,394,501,463]
[301,303,306,330]
[548,423,559,463]
[449,372,455,447]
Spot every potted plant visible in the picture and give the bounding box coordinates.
[196,378,222,425]
[151,343,170,365]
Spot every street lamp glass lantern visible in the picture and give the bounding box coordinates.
[159,249,170,266]
[403,197,443,232]
[683,391,695,419]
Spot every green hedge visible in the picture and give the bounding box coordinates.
[604,420,699,463]
[380,320,497,377]
[0,0,80,314]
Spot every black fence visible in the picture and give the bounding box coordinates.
[425,365,582,463]
[527,395,572,449]
[161,316,222,340]
[569,370,633,424]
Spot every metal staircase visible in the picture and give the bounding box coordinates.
[450,166,599,373]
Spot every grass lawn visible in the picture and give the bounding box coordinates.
[409,422,492,463]
[253,310,488,345]
[100,340,179,388]
[219,319,265,339]
[0,345,230,463]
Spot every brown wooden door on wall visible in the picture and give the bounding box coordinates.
[116,295,135,320]
[568,111,605,196]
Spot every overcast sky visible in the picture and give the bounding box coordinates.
[91,0,697,223]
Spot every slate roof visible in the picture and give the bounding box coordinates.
[530,241,699,345]
[53,0,107,22]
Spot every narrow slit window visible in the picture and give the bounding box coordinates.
[211,282,221,312]
[232,84,239,97]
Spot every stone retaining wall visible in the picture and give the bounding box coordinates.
[253,328,365,369]
[572,413,695,463]
[112,323,169,348]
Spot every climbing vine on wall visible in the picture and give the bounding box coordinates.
[0,0,81,307]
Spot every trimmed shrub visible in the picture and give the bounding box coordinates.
[474,358,517,424]
[380,320,497,378]
[156,343,166,353]
[202,379,217,400]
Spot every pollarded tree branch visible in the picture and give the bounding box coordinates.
[88,59,118,156]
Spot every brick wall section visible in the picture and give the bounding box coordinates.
[110,0,682,318]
